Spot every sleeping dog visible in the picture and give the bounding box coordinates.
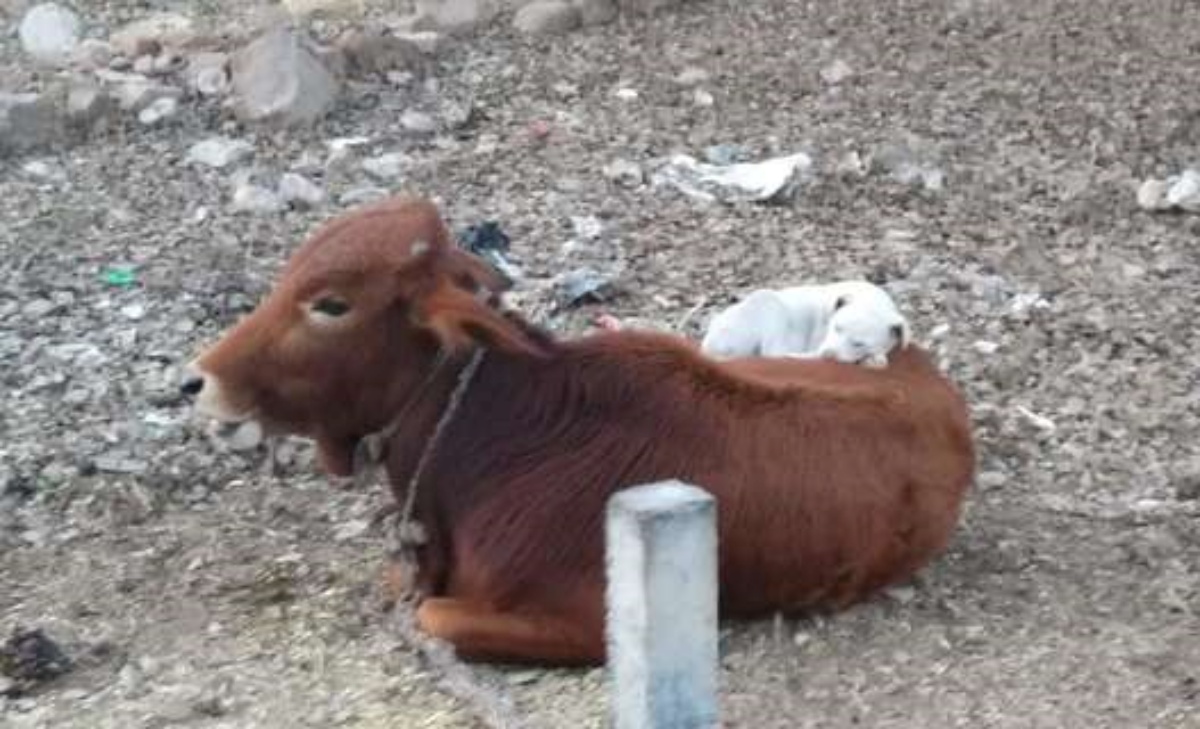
[700,280,911,368]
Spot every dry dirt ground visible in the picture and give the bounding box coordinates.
[2,0,1200,727]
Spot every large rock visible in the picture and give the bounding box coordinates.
[0,92,64,157]
[414,0,499,35]
[574,0,618,25]
[336,27,426,78]
[617,0,687,15]
[513,0,581,34]
[64,79,116,135]
[109,13,197,57]
[19,3,81,66]
[95,70,182,113]
[231,29,340,126]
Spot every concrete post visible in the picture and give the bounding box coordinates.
[606,480,719,729]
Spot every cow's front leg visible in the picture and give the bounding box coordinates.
[415,596,605,666]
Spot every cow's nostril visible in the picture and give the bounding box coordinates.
[180,375,205,397]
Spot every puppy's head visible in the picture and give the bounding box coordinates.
[819,294,910,365]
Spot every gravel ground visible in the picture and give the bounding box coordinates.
[2,0,1199,727]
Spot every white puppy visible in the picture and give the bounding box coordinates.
[700,280,910,368]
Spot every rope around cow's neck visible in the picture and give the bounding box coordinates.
[353,347,486,562]
[352,346,530,729]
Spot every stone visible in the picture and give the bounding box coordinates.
[333,518,371,542]
[110,13,196,58]
[394,30,443,55]
[232,181,285,215]
[278,172,325,209]
[336,27,425,78]
[674,66,710,86]
[400,109,437,135]
[132,55,156,76]
[64,81,114,135]
[513,0,582,35]
[282,0,366,16]
[574,0,618,25]
[231,28,340,126]
[414,0,499,35]
[339,186,389,206]
[187,137,254,169]
[21,159,65,182]
[19,3,81,66]
[361,152,411,179]
[71,39,113,70]
[98,72,181,112]
[819,58,854,85]
[151,53,181,75]
[137,96,178,125]
[1136,178,1170,211]
[604,158,644,187]
[0,92,64,157]
[187,52,230,96]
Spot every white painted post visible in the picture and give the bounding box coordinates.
[606,480,719,729]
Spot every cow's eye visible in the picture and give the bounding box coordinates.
[310,297,351,318]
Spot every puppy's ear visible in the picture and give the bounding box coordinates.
[834,295,851,311]
[891,321,912,348]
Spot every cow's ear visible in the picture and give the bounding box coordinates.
[404,248,545,357]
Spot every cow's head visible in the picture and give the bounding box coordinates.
[182,195,545,475]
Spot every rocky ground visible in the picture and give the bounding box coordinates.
[2,0,1199,727]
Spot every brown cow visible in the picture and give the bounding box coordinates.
[183,195,975,666]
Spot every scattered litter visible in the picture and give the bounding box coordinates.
[333,518,371,542]
[361,151,411,180]
[1138,169,1200,213]
[1015,405,1056,434]
[554,267,615,307]
[102,266,137,288]
[338,186,389,206]
[593,312,623,331]
[21,159,65,181]
[0,627,73,696]
[528,119,553,141]
[972,340,1000,355]
[136,96,178,125]
[870,138,945,192]
[1009,292,1050,317]
[232,179,285,215]
[819,59,854,85]
[603,158,643,187]
[400,109,437,135]
[652,151,814,204]
[674,67,711,86]
[569,214,603,241]
[613,87,639,102]
[206,419,264,452]
[457,221,522,285]
[836,150,868,177]
[703,143,748,166]
[505,669,542,686]
[691,89,714,107]
[277,172,325,209]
